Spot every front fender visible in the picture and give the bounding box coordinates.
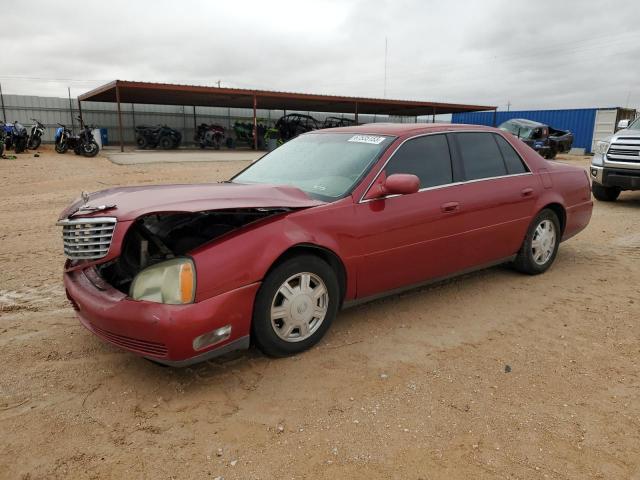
[191,201,355,302]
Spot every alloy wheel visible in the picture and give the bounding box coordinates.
[531,219,556,265]
[270,272,329,342]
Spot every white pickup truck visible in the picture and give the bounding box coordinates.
[591,117,640,201]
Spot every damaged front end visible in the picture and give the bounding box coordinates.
[94,208,289,297]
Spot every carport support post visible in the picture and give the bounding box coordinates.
[354,102,359,124]
[115,85,124,152]
[492,108,498,127]
[131,104,136,140]
[193,106,197,143]
[432,106,435,124]
[77,99,84,127]
[253,95,258,150]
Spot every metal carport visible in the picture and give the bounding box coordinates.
[78,80,496,151]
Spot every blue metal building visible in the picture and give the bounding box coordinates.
[452,108,603,152]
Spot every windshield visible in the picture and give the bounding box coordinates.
[499,121,534,139]
[232,133,394,200]
[628,117,640,130]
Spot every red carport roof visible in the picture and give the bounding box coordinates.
[78,80,495,116]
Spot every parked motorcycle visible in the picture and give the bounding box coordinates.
[135,125,181,150]
[55,121,100,157]
[194,123,225,149]
[28,118,45,150]
[4,121,29,153]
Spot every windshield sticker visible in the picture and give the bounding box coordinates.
[348,135,386,145]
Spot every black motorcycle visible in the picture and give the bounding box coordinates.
[194,123,225,149]
[4,121,29,153]
[28,118,45,150]
[135,125,181,150]
[55,121,100,157]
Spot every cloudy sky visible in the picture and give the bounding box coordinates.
[1,0,639,111]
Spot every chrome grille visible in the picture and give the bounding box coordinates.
[57,217,117,260]
[607,137,640,162]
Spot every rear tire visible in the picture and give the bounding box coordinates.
[252,255,339,357]
[83,141,99,157]
[513,209,561,275]
[159,136,173,150]
[592,183,620,202]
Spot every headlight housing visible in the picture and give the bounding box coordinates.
[130,258,196,304]
[594,140,610,155]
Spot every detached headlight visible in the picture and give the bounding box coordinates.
[130,258,195,304]
[594,140,610,155]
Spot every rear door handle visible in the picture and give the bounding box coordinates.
[521,187,534,197]
[441,201,460,213]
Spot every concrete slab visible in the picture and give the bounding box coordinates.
[105,149,263,165]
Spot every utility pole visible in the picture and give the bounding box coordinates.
[68,87,75,130]
[217,80,221,88]
[507,100,511,112]
[0,82,6,123]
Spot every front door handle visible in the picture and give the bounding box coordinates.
[521,187,534,197]
[441,201,460,213]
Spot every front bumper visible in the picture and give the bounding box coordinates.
[590,165,640,190]
[64,267,259,366]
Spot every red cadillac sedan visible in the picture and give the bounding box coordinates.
[58,123,592,366]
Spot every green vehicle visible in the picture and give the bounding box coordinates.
[226,121,267,149]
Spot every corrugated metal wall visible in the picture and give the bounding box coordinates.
[452,108,599,152]
[0,94,431,146]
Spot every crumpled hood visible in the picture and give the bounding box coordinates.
[58,182,325,221]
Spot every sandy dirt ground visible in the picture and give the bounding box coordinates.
[0,148,639,480]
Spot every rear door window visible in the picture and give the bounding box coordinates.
[385,134,453,189]
[455,132,508,180]
[494,134,528,174]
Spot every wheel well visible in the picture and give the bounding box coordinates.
[267,244,347,305]
[543,203,566,234]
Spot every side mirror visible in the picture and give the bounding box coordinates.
[617,119,630,130]
[365,173,420,200]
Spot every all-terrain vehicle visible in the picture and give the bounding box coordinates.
[194,123,225,149]
[499,118,573,159]
[226,121,266,149]
[0,121,6,157]
[275,113,319,142]
[3,121,29,153]
[135,125,182,150]
[322,116,356,129]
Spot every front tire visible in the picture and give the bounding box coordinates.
[28,137,41,150]
[592,183,620,202]
[55,141,68,154]
[252,255,340,357]
[136,135,148,149]
[513,209,561,275]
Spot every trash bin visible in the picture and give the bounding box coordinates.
[100,128,108,146]
[92,129,103,149]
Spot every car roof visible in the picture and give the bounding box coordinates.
[316,122,497,137]
[502,118,544,127]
